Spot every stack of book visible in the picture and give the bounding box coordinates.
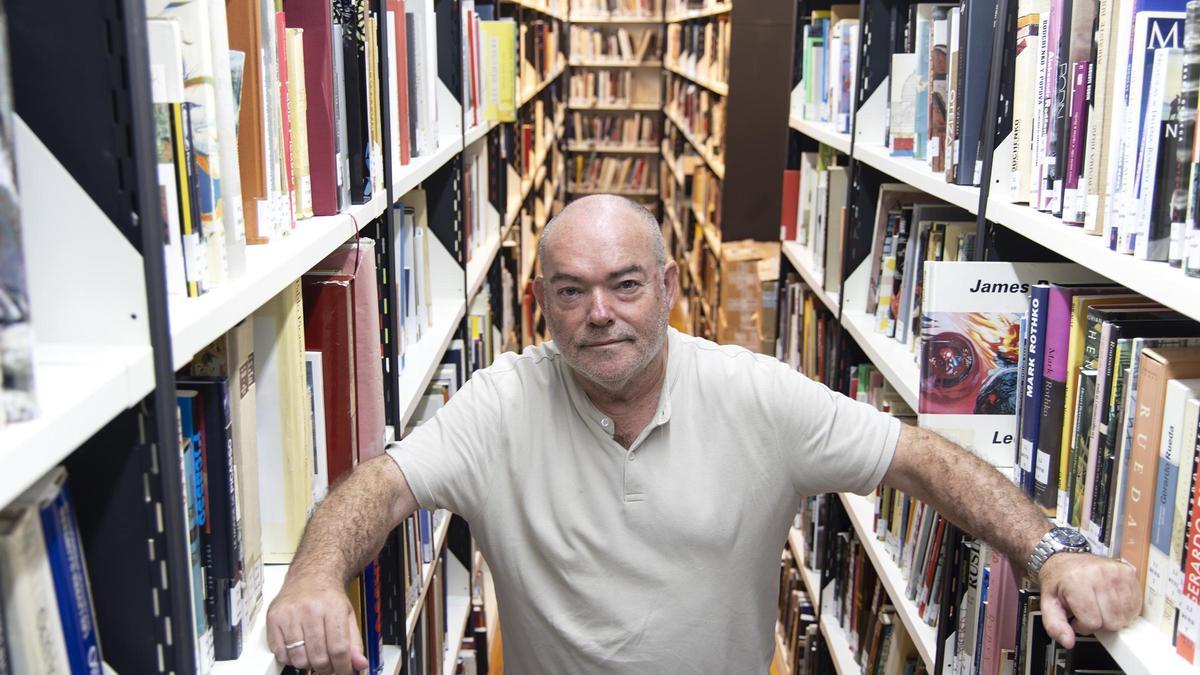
[569,155,658,194]
[792,7,859,133]
[568,111,659,149]
[777,547,821,675]
[569,24,659,63]
[665,73,726,161]
[571,0,662,20]
[664,13,731,88]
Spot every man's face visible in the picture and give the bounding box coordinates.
[534,207,677,387]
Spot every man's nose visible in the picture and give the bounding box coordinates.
[587,287,615,327]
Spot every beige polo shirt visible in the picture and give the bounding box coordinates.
[388,328,901,674]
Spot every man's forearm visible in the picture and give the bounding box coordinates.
[288,455,415,586]
[885,425,1051,568]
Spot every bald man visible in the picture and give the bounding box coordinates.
[267,195,1140,674]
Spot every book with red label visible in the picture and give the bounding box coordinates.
[287,0,339,215]
[311,240,387,462]
[301,276,358,483]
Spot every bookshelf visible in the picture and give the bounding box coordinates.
[506,0,570,22]
[0,1,513,673]
[777,0,1200,672]
[663,107,725,178]
[664,3,732,22]
[570,15,664,23]
[663,61,729,96]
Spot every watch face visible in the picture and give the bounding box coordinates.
[1053,527,1089,549]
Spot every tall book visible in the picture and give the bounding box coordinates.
[287,0,340,216]
[301,276,359,483]
[0,501,71,673]
[186,321,264,629]
[227,0,271,243]
[253,281,315,562]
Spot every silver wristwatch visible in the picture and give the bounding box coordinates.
[1027,526,1091,581]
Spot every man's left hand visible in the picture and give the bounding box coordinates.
[1037,553,1142,648]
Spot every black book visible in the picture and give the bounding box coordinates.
[405,13,419,153]
[177,377,244,660]
[336,8,371,204]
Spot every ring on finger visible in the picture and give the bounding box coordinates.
[285,639,306,650]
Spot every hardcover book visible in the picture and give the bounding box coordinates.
[918,262,1107,467]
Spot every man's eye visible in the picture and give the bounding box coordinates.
[558,287,580,298]
[618,280,640,291]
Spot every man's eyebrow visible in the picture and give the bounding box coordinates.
[606,265,646,280]
[547,265,646,284]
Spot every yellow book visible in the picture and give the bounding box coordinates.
[285,28,314,218]
[480,20,517,122]
[253,280,314,563]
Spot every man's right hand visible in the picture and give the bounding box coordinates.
[266,574,369,675]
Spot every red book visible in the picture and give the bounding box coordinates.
[468,12,480,126]
[301,276,357,483]
[313,241,387,462]
[781,169,800,240]
[276,11,297,229]
[286,1,338,215]
[388,0,412,165]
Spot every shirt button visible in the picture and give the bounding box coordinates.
[628,453,636,462]
[601,418,610,428]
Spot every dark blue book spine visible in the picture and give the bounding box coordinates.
[39,480,102,674]
[1019,285,1051,496]
[363,559,384,674]
[180,378,244,660]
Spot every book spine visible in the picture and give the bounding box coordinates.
[1021,285,1051,498]
[1144,379,1188,635]
[1174,2,1200,267]
[1062,61,1091,222]
[1121,351,1170,595]
[1177,409,1200,661]
[39,485,102,675]
[1034,287,1073,518]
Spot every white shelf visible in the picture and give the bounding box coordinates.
[466,235,503,301]
[441,592,473,675]
[213,564,288,675]
[398,299,468,430]
[788,114,851,155]
[663,107,725,178]
[838,492,938,671]
[1095,617,1197,675]
[393,133,466,199]
[569,14,663,23]
[665,4,732,21]
[566,185,659,197]
[170,195,389,370]
[839,307,920,412]
[787,528,822,604]
[663,62,729,96]
[0,343,155,507]
[852,142,980,214]
[565,143,660,154]
[464,120,497,148]
[568,59,663,68]
[819,613,859,675]
[985,199,1200,323]
[519,63,567,107]
[406,514,453,640]
[781,241,841,315]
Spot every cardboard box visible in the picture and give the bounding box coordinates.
[717,240,780,354]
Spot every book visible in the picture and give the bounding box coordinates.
[0,501,71,673]
[918,262,1107,467]
[253,281,314,562]
[889,53,919,156]
[287,0,339,216]
[301,276,358,484]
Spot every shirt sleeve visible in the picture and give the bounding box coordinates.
[772,362,902,496]
[386,370,503,523]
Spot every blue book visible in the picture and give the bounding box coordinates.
[363,559,384,674]
[419,508,434,563]
[1019,284,1051,496]
[914,7,932,159]
[177,393,210,647]
[30,470,102,675]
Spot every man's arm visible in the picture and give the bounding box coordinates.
[884,424,1141,648]
[266,455,418,674]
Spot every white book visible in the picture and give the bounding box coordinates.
[1131,48,1182,258]
[0,505,71,674]
[386,10,403,172]
[1030,0,1051,207]
[305,351,330,509]
[147,19,189,298]
[207,0,247,279]
[1143,378,1200,634]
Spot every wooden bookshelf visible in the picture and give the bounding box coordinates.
[568,15,663,23]
[565,142,659,154]
[568,59,663,67]
[663,61,729,96]
[519,62,568,107]
[665,3,732,21]
[663,107,725,178]
[567,185,659,197]
[507,0,569,22]
[568,100,661,111]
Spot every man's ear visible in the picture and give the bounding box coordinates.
[663,260,679,309]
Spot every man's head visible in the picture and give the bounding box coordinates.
[532,195,678,390]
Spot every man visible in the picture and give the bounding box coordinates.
[267,195,1140,674]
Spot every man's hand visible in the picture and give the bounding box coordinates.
[1037,553,1142,648]
[266,573,369,674]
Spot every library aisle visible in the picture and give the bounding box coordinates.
[2,0,1199,674]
